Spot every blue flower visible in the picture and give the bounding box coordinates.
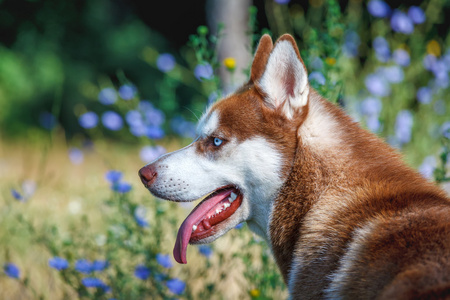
[79,112,99,129]
[144,107,165,127]
[365,73,390,97]
[4,263,20,279]
[105,170,122,183]
[198,245,213,258]
[390,10,414,34]
[112,182,132,194]
[81,277,107,288]
[408,6,425,24]
[166,278,186,295]
[140,145,166,163]
[11,189,23,201]
[92,260,109,272]
[194,63,214,81]
[118,84,136,100]
[125,110,143,127]
[367,0,391,18]
[134,206,149,227]
[423,54,437,71]
[134,264,151,280]
[342,30,360,57]
[69,148,84,165]
[441,121,450,139]
[156,254,173,268]
[309,71,326,85]
[235,223,244,229]
[381,66,404,83]
[39,112,57,130]
[48,257,69,270]
[274,0,290,4]
[395,110,413,145]
[361,97,382,116]
[416,87,433,104]
[171,116,197,139]
[102,111,123,131]
[98,88,117,105]
[146,126,165,140]
[156,53,176,72]
[419,156,436,180]
[393,49,410,67]
[75,259,92,274]
[373,37,390,62]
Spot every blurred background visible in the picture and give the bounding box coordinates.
[1,0,449,299]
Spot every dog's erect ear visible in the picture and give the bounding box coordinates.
[250,34,274,83]
[257,34,309,119]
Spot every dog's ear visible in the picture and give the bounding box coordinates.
[257,34,309,119]
[250,34,273,83]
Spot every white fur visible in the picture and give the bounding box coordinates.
[259,40,309,119]
[197,110,219,137]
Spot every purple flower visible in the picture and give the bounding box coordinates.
[156,254,173,268]
[134,264,151,280]
[395,110,413,145]
[68,148,84,165]
[112,181,132,193]
[309,71,326,85]
[125,110,143,127]
[144,108,165,127]
[156,53,176,72]
[146,126,165,140]
[166,278,186,295]
[118,84,136,100]
[367,0,391,18]
[423,54,437,71]
[79,112,99,129]
[134,206,149,227]
[198,245,213,258]
[416,87,433,104]
[92,260,109,272]
[39,112,57,130]
[81,277,107,288]
[75,259,92,274]
[361,97,382,116]
[365,73,390,97]
[408,6,425,24]
[140,145,166,163]
[342,30,360,57]
[98,88,117,105]
[49,257,69,270]
[390,10,414,34]
[393,49,410,67]
[373,37,390,62]
[102,111,123,131]
[419,156,436,180]
[4,263,20,279]
[105,170,122,183]
[274,0,290,4]
[194,63,214,81]
[11,189,23,201]
[441,121,450,139]
[381,66,404,83]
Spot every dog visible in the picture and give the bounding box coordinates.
[139,34,450,299]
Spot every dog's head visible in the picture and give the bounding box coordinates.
[139,34,310,264]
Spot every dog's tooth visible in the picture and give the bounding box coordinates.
[228,197,234,203]
[224,202,230,209]
[230,192,237,201]
[192,225,197,232]
[216,209,220,214]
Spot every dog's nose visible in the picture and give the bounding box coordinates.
[139,165,157,187]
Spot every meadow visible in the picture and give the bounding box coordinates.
[1,0,450,299]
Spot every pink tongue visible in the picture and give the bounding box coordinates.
[173,189,233,264]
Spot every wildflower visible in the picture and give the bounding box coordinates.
[39,112,57,130]
[146,126,165,140]
[11,189,23,201]
[441,121,450,139]
[419,156,436,180]
[134,264,151,280]
[79,112,99,129]
[223,57,236,71]
[81,277,107,288]
[144,107,165,127]
[274,0,290,4]
[309,56,323,70]
[325,57,336,66]
[105,170,122,183]
[194,63,214,81]
[408,6,425,24]
[235,223,244,229]
[112,182,132,194]
[367,0,391,18]
[426,40,441,57]
[250,288,261,297]
[373,37,390,62]
[395,110,413,145]
[381,66,404,83]
[118,84,136,100]
[156,254,173,268]
[68,148,84,165]
[393,49,410,67]
[416,87,433,104]
[140,145,166,163]
[156,53,176,72]
[309,71,326,85]
[342,30,360,58]
[134,206,149,227]
[102,111,123,131]
[166,278,186,295]
[92,260,109,272]
[198,245,213,258]
[390,10,414,34]
[4,263,20,279]
[48,257,69,270]
[98,88,117,105]
[423,54,437,71]
[75,259,92,274]
[365,73,390,97]
[361,97,382,116]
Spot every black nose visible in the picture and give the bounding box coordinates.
[138,165,157,187]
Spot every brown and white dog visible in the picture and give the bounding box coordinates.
[139,34,450,299]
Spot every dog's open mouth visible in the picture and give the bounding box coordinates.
[173,186,243,264]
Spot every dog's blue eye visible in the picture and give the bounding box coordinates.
[213,137,223,147]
